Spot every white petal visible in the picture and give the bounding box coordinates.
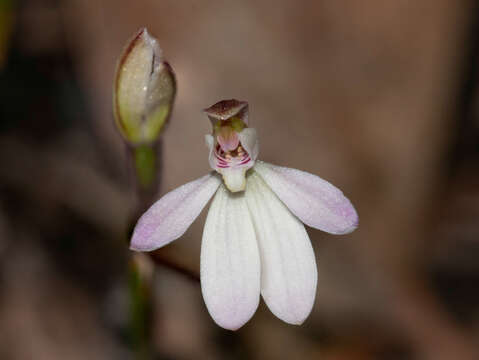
[130,173,221,251]
[246,172,317,325]
[205,134,218,171]
[254,161,358,234]
[205,133,214,150]
[237,128,259,161]
[200,185,260,330]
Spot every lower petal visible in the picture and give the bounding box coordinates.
[200,185,261,330]
[245,172,317,325]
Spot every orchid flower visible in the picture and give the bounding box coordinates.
[130,99,358,330]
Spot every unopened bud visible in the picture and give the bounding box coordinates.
[114,28,176,145]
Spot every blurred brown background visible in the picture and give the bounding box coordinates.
[1,0,479,359]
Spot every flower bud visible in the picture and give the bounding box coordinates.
[114,28,176,145]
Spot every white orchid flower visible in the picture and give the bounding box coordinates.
[130,99,358,330]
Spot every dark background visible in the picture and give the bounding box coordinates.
[1,0,479,359]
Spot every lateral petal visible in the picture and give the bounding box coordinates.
[201,186,261,330]
[130,173,221,251]
[237,128,259,162]
[254,161,358,234]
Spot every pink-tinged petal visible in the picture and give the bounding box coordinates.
[130,173,221,251]
[237,128,259,162]
[254,161,358,234]
[246,173,317,325]
[201,185,260,330]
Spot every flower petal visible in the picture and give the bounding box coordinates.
[253,161,358,234]
[130,173,221,251]
[237,128,259,162]
[200,185,260,330]
[205,134,216,171]
[246,172,317,325]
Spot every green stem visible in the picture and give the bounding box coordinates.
[128,143,160,359]
[128,256,153,360]
[134,144,157,189]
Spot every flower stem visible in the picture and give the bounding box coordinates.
[128,255,154,360]
[131,143,162,215]
[128,143,161,359]
[134,144,157,189]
